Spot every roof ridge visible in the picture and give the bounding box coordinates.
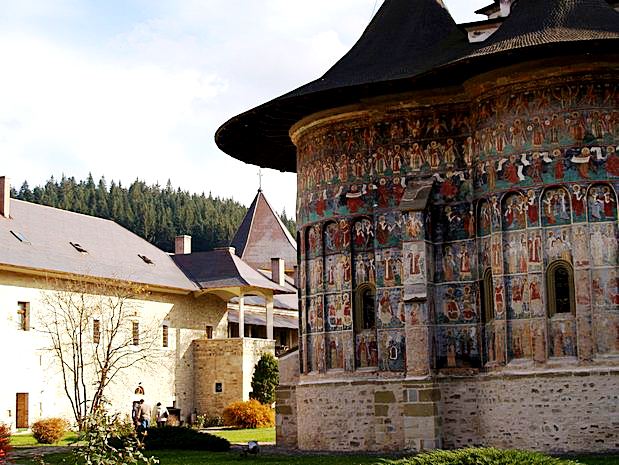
[230,189,261,258]
[11,198,119,224]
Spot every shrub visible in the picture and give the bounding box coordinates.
[386,448,583,465]
[31,418,68,444]
[222,399,274,429]
[0,423,11,464]
[143,426,230,451]
[196,414,224,428]
[250,353,279,405]
[166,414,180,427]
[76,408,157,465]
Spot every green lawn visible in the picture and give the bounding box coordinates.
[208,427,275,443]
[10,431,80,447]
[13,450,619,465]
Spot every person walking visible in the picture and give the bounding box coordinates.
[138,399,152,431]
[154,402,169,428]
[131,400,141,430]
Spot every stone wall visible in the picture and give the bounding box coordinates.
[283,368,618,453]
[439,369,619,454]
[276,349,300,447]
[293,377,441,452]
[193,338,274,417]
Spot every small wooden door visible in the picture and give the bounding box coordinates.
[16,393,29,428]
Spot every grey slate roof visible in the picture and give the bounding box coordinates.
[215,0,619,171]
[0,200,198,291]
[172,248,293,294]
[230,190,297,271]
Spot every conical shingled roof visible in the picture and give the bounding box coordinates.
[464,0,619,58]
[285,0,467,96]
[230,190,297,272]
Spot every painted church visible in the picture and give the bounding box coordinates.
[216,0,619,454]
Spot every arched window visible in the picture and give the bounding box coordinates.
[480,268,494,324]
[354,283,376,331]
[546,260,575,316]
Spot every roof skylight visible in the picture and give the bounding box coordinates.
[138,254,154,265]
[70,242,88,254]
[10,230,31,244]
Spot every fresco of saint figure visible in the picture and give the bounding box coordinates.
[542,187,572,226]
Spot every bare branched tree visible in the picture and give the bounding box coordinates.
[38,276,165,429]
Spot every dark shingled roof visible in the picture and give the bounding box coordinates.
[230,190,297,271]
[0,200,198,291]
[215,0,619,172]
[283,0,467,96]
[172,248,292,294]
[464,0,619,58]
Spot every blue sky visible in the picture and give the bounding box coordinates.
[1,0,489,217]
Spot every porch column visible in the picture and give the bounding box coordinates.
[266,293,274,340]
[239,293,245,338]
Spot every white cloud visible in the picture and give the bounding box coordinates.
[1,0,491,218]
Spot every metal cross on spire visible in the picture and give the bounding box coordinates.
[258,168,263,192]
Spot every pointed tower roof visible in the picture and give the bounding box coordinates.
[285,0,467,96]
[464,0,619,58]
[216,0,469,172]
[230,190,297,271]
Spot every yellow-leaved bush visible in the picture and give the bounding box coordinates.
[31,418,69,444]
[222,400,274,429]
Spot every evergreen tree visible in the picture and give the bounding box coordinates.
[18,181,34,202]
[249,353,279,405]
[11,175,260,253]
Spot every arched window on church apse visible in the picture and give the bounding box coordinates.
[545,259,578,358]
[351,217,378,369]
[546,260,576,317]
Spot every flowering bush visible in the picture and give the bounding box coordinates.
[32,418,69,444]
[222,400,274,429]
[0,423,11,464]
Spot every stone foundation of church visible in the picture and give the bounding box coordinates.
[278,367,618,453]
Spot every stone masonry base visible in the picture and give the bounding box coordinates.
[276,369,618,453]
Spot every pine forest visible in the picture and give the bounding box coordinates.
[11,175,296,253]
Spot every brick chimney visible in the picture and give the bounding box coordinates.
[0,176,10,219]
[174,235,192,255]
[271,258,285,286]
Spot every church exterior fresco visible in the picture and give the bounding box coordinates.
[296,74,619,380]
[288,70,619,453]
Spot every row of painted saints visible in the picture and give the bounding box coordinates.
[299,140,619,195]
[297,148,619,225]
[298,82,619,166]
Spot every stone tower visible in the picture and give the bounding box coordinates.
[216,0,619,454]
